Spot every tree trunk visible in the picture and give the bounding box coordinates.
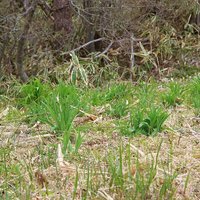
[16,0,38,82]
[53,0,72,34]
[0,31,10,79]
[83,0,96,52]
[52,0,73,51]
[190,0,200,27]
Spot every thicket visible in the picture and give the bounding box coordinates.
[0,0,199,84]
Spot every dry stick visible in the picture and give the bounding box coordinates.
[61,38,105,55]
[38,0,54,21]
[61,37,148,56]
[16,1,38,82]
[70,0,95,25]
[70,105,97,120]
[96,41,114,58]
[98,189,114,200]
[130,34,135,81]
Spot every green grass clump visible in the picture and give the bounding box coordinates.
[86,83,131,106]
[107,100,129,118]
[85,88,107,106]
[105,83,130,101]
[188,76,200,116]
[39,83,82,153]
[40,83,79,133]
[121,107,168,136]
[136,82,157,107]
[18,79,51,106]
[161,82,184,107]
[18,81,84,154]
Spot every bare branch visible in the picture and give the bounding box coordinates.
[130,34,135,81]
[38,0,54,21]
[96,41,114,58]
[61,38,105,55]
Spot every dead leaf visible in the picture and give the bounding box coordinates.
[159,178,164,185]
[131,165,136,176]
[35,170,48,188]
[0,107,9,119]
[108,47,121,56]
[74,115,97,125]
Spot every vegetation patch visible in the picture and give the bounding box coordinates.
[1,1,200,198]
[0,78,200,199]
[120,106,168,136]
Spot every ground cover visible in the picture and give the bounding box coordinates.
[0,77,200,199]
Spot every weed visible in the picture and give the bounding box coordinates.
[133,156,157,200]
[162,82,184,107]
[67,131,84,154]
[107,146,124,190]
[25,83,83,153]
[121,107,168,136]
[183,172,190,195]
[136,82,157,108]
[69,52,88,86]
[107,100,129,118]
[42,84,80,153]
[159,171,178,199]
[17,79,51,110]
[72,168,79,200]
[86,83,131,106]
[105,83,130,101]
[187,76,200,115]
[159,145,178,200]
[85,88,106,106]
[0,147,24,199]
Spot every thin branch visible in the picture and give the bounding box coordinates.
[96,41,114,58]
[61,38,105,55]
[38,0,54,21]
[130,34,135,81]
[70,0,95,25]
